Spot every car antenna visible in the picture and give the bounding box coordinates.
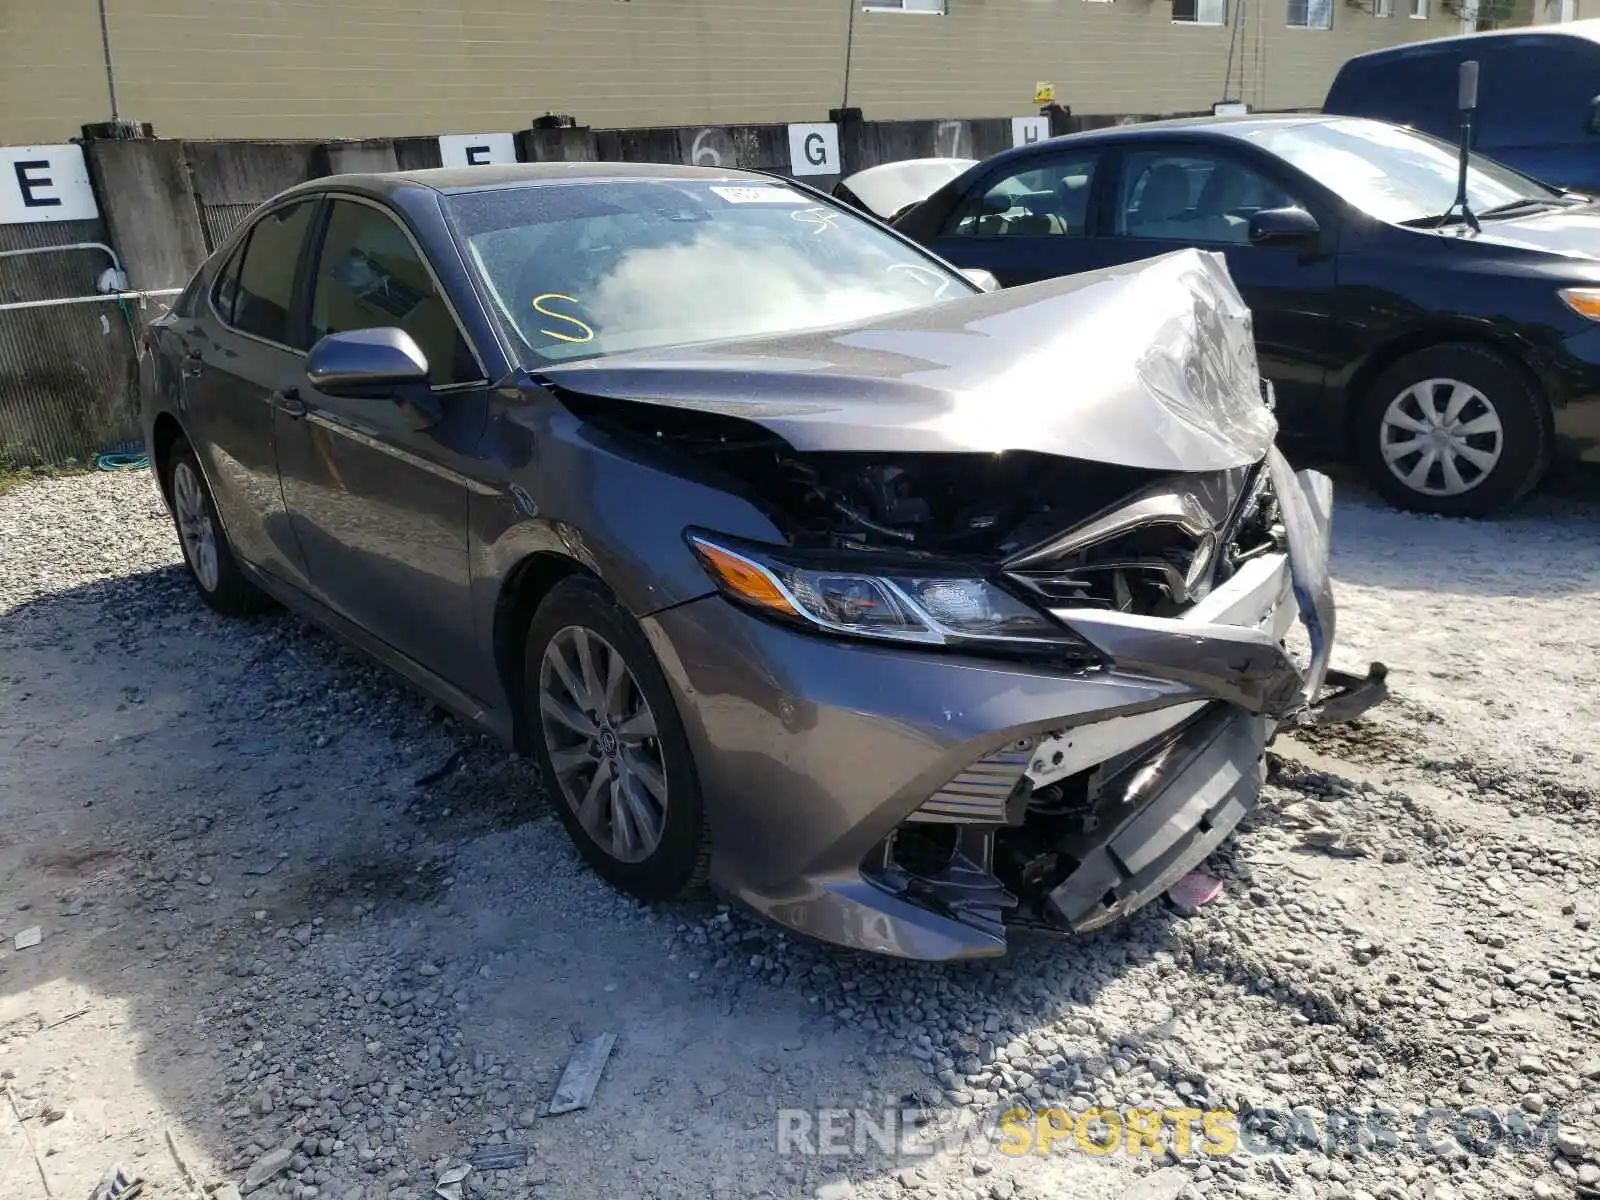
[1436,59,1482,233]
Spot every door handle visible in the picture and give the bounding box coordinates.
[272,387,307,418]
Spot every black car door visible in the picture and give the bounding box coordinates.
[921,146,1108,287]
[1101,142,1342,434]
[177,200,319,590]
[273,195,489,688]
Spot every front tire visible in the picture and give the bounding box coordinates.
[1354,343,1551,518]
[164,438,268,616]
[523,576,710,902]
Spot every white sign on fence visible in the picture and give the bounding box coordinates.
[0,145,99,224]
[787,123,840,176]
[1011,116,1050,148]
[437,133,517,168]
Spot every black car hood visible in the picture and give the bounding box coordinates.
[536,248,1279,473]
[1439,202,1600,261]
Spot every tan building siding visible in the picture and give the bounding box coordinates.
[1,2,115,145]
[3,0,1471,145]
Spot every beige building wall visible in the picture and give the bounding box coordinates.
[1,2,115,145]
[2,0,1470,146]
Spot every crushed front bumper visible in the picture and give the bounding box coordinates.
[642,450,1386,960]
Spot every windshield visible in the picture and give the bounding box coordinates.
[1240,118,1560,224]
[443,178,974,365]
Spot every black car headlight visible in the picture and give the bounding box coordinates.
[686,532,1095,656]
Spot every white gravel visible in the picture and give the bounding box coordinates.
[0,465,1597,1200]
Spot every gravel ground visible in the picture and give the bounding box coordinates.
[0,464,1598,1200]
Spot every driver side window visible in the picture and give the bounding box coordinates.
[944,153,1100,238]
[1116,150,1298,244]
[308,199,481,387]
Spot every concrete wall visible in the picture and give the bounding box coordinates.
[2,0,1470,146]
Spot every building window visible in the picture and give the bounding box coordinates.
[1173,0,1228,24]
[1374,0,1393,16]
[1409,0,1428,16]
[1287,0,1334,25]
[862,0,945,11]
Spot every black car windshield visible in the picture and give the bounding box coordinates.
[443,178,975,365]
[1240,118,1559,224]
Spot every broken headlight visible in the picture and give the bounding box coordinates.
[686,531,1095,654]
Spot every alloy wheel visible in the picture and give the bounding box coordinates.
[172,461,221,592]
[1379,378,1504,498]
[537,625,668,865]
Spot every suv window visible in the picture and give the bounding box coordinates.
[944,152,1099,237]
[232,201,317,347]
[309,199,478,386]
[1116,149,1298,244]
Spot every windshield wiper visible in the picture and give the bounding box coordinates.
[1477,196,1569,219]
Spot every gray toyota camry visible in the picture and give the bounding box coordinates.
[139,161,1385,960]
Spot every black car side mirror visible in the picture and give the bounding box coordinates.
[1248,206,1321,247]
[1588,94,1600,134]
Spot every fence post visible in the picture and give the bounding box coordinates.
[79,124,208,293]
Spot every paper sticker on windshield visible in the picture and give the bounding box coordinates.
[709,185,810,205]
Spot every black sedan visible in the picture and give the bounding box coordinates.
[895,114,1600,517]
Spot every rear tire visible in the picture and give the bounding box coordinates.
[1354,343,1551,517]
[523,576,710,902]
[163,438,269,616]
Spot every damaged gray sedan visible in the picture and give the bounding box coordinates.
[140,162,1385,960]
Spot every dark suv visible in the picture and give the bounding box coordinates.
[1324,21,1600,195]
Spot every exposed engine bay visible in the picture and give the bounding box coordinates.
[555,388,1285,618]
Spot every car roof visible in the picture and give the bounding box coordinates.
[1337,17,1600,65]
[965,113,1370,166]
[278,160,782,204]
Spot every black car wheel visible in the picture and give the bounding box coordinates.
[1355,343,1552,518]
[164,438,269,616]
[524,576,710,901]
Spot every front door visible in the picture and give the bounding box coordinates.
[178,200,319,590]
[1102,145,1342,439]
[274,196,490,687]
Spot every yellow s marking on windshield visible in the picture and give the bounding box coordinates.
[531,293,595,344]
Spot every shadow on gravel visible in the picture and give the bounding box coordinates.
[0,563,1188,1200]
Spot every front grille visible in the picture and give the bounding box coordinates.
[910,738,1036,824]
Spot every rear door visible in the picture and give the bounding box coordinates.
[1102,142,1342,432]
[178,199,320,590]
[922,146,1109,286]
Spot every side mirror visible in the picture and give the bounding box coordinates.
[1248,206,1321,247]
[1588,94,1600,135]
[306,328,440,429]
[961,267,1002,292]
[306,327,429,397]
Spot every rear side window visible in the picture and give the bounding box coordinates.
[232,200,317,347]
[944,152,1100,238]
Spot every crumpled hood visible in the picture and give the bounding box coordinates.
[536,247,1279,473]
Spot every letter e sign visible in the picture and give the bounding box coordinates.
[0,145,100,224]
[437,133,517,169]
[786,124,840,177]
